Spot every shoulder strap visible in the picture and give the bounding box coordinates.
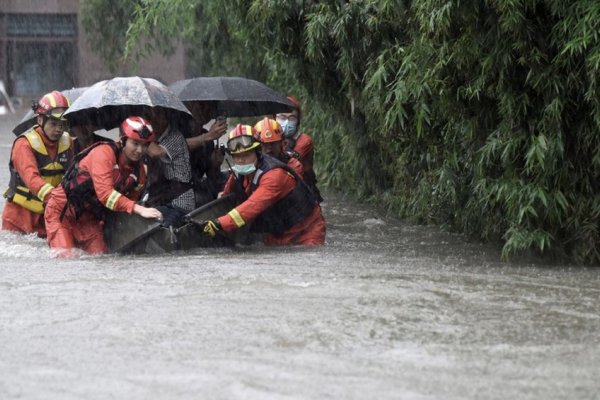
[63,141,117,187]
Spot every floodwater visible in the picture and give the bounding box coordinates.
[0,113,598,399]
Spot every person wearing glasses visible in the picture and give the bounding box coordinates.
[2,91,74,237]
[44,116,162,257]
[276,95,323,202]
[202,124,325,246]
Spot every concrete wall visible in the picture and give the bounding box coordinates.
[2,0,186,92]
[2,0,78,13]
[77,36,187,87]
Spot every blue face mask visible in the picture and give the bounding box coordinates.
[232,163,256,176]
[279,120,298,139]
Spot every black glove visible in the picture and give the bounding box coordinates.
[202,219,221,238]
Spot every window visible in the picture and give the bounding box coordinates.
[7,14,76,37]
[3,13,77,96]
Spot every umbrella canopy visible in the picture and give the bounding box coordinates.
[63,76,192,130]
[12,87,88,136]
[168,76,295,119]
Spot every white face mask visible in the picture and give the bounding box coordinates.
[277,118,298,139]
[232,162,256,176]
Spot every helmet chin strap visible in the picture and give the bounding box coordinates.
[40,116,50,137]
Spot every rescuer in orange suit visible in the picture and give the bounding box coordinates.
[276,96,323,202]
[253,117,304,179]
[203,124,325,246]
[44,116,163,257]
[2,91,73,237]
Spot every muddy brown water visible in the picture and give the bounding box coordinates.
[0,113,598,399]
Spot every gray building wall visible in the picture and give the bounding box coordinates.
[0,0,186,99]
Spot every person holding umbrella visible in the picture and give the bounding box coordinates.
[184,102,228,206]
[202,124,325,246]
[2,90,74,237]
[70,124,108,154]
[44,116,162,257]
[276,96,323,202]
[9,86,106,155]
[167,76,298,207]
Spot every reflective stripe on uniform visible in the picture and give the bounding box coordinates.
[228,208,245,228]
[105,190,122,210]
[37,183,54,202]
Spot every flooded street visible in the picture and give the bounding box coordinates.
[0,113,598,399]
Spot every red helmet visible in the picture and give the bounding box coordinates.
[119,116,156,143]
[226,124,261,154]
[34,90,70,120]
[254,118,283,143]
[287,95,301,111]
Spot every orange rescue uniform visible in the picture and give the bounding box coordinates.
[2,128,72,237]
[44,143,146,254]
[220,166,325,246]
[286,132,314,183]
[286,156,304,180]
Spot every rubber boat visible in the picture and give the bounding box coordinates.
[104,193,257,254]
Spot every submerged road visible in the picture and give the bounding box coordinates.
[0,113,598,399]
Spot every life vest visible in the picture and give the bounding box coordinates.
[234,154,317,236]
[60,142,145,221]
[3,128,71,214]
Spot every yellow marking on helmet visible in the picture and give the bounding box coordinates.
[48,93,57,108]
[228,208,245,228]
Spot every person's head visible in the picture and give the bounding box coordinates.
[119,116,156,163]
[70,124,99,143]
[187,102,217,125]
[276,96,301,139]
[144,108,169,135]
[253,117,283,157]
[33,90,70,142]
[226,124,261,176]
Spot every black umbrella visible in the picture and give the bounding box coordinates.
[63,76,192,130]
[168,76,295,119]
[12,87,88,136]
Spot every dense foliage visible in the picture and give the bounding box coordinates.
[82,0,600,264]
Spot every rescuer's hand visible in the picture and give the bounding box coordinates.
[202,220,221,238]
[134,204,163,220]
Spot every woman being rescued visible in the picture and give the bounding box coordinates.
[44,116,163,258]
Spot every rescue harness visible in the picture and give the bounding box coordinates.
[60,141,141,221]
[234,154,318,236]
